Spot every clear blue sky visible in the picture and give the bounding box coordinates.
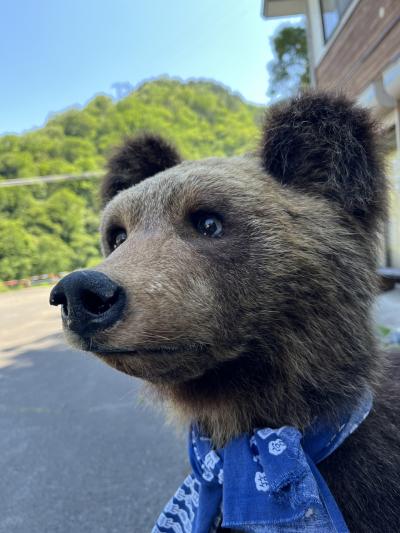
[0,0,299,135]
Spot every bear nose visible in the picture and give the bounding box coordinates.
[49,270,126,336]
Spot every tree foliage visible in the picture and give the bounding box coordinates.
[267,25,310,101]
[0,78,264,281]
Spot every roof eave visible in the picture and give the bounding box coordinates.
[262,0,307,18]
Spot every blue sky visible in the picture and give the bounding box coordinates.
[0,0,299,135]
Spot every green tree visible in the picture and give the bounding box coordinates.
[32,234,75,274]
[0,220,37,279]
[267,25,310,101]
[0,152,36,178]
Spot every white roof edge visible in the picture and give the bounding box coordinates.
[383,56,400,101]
[358,78,396,117]
[262,0,306,18]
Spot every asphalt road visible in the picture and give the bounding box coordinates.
[0,287,187,533]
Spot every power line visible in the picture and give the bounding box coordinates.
[0,171,104,188]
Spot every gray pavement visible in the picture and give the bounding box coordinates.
[0,284,399,533]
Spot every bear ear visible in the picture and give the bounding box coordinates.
[260,92,387,228]
[101,134,181,205]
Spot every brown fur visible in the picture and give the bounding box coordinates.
[60,93,400,532]
[261,92,387,229]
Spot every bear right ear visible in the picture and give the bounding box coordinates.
[260,92,387,229]
[101,134,181,206]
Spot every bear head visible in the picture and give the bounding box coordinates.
[51,93,387,445]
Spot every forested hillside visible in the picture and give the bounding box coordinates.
[0,78,264,282]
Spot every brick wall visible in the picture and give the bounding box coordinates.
[316,0,400,97]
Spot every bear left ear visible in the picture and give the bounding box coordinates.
[261,92,387,229]
[101,134,181,205]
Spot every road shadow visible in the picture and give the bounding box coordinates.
[0,335,188,533]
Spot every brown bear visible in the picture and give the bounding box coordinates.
[50,92,400,532]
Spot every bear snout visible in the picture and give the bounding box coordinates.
[50,270,126,337]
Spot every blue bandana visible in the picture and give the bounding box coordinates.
[153,390,372,533]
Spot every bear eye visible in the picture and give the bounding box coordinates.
[192,212,223,238]
[109,228,127,251]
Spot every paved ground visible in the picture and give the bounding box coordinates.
[0,285,399,533]
[0,287,187,533]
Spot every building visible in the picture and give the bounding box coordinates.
[263,0,400,270]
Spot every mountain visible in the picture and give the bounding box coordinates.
[0,78,264,180]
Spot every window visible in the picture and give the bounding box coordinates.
[320,0,353,41]
[384,127,400,268]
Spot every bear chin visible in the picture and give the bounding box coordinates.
[95,349,214,384]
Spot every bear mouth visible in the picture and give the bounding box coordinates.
[88,342,206,358]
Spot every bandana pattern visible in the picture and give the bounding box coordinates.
[153,390,372,533]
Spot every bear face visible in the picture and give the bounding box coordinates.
[51,92,387,445]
